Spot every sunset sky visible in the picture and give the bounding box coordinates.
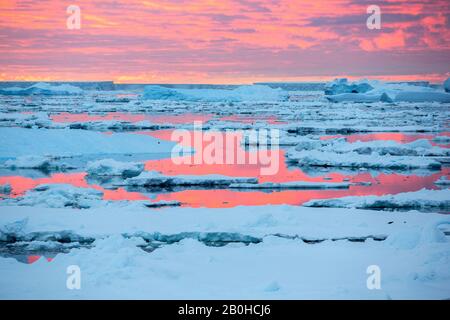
[1,0,449,83]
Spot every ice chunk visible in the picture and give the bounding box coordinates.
[3,184,104,209]
[0,183,12,195]
[143,85,288,102]
[87,159,144,178]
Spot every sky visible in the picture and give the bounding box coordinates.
[0,0,449,84]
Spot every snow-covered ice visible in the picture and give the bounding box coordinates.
[121,171,258,187]
[0,127,177,158]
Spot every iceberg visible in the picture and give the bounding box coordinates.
[143,85,288,102]
[444,77,450,93]
[324,78,450,103]
[0,82,83,96]
[324,78,374,95]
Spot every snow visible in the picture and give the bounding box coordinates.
[303,189,450,211]
[143,85,288,102]
[0,82,83,96]
[0,128,177,158]
[121,171,258,187]
[0,204,449,299]
[86,159,144,178]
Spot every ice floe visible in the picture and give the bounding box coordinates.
[304,188,450,211]
[286,137,445,170]
[0,127,176,158]
[120,171,258,187]
[229,181,352,189]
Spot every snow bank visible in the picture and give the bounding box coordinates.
[143,85,288,102]
[0,128,176,158]
[86,159,144,178]
[0,82,83,96]
[304,189,450,211]
[121,171,258,187]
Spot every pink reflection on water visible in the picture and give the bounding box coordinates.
[27,256,53,264]
[50,112,213,124]
[321,132,450,148]
[1,129,448,209]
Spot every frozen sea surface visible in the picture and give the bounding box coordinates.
[0,83,449,299]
